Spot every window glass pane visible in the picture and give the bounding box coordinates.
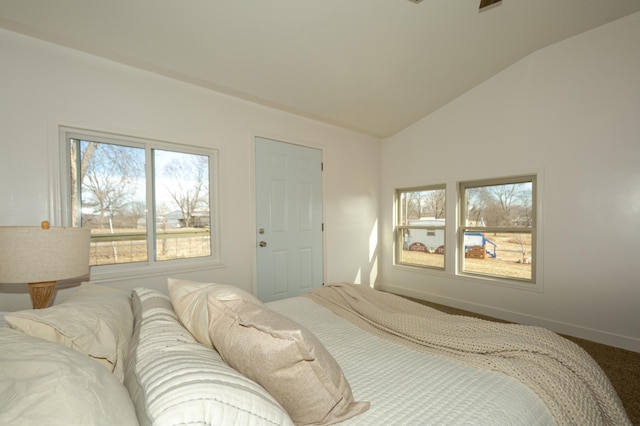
[397,187,445,269]
[153,149,211,261]
[460,178,534,282]
[463,232,532,280]
[398,232,445,268]
[399,188,446,224]
[464,182,532,228]
[69,139,147,266]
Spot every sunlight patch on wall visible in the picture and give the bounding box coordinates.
[353,268,362,285]
[369,219,378,262]
[369,220,379,287]
[369,256,378,288]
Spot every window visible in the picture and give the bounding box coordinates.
[459,175,535,282]
[62,128,218,268]
[395,185,446,269]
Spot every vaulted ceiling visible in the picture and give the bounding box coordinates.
[1,0,638,138]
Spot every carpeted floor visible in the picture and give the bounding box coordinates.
[402,296,640,425]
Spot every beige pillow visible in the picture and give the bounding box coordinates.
[5,283,133,382]
[168,277,262,348]
[207,295,370,425]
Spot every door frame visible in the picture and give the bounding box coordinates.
[249,132,327,298]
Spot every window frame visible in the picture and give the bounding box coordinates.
[392,173,543,292]
[458,174,537,284]
[58,126,221,279]
[394,184,447,270]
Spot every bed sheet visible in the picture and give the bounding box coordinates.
[267,297,556,426]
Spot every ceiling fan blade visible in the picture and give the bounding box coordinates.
[479,0,502,9]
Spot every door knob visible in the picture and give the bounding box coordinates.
[259,241,267,247]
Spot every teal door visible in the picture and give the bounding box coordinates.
[255,137,323,302]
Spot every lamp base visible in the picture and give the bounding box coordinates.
[28,281,56,309]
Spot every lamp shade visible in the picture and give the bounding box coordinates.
[0,223,91,284]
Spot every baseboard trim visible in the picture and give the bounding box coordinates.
[378,283,640,353]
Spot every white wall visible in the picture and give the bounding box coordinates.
[0,28,380,310]
[2,13,638,352]
[379,13,640,351]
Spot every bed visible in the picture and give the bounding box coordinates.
[0,280,631,426]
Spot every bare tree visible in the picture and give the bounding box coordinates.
[69,140,97,227]
[489,184,522,226]
[161,153,209,228]
[515,233,529,263]
[402,189,445,224]
[466,187,490,226]
[76,141,144,229]
[402,192,422,223]
[486,183,532,262]
[425,189,446,219]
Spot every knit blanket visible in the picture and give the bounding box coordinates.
[305,283,630,426]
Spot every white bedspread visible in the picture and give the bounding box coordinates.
[267,297,556,426]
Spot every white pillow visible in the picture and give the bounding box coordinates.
[125,287,293,426]
[168,277,262,347]
[5,283,133,382]
[0,327,138,426]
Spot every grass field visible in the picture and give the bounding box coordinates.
[88,228,210,265]
[400,233,532,280]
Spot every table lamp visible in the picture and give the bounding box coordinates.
[0,221,91,309]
